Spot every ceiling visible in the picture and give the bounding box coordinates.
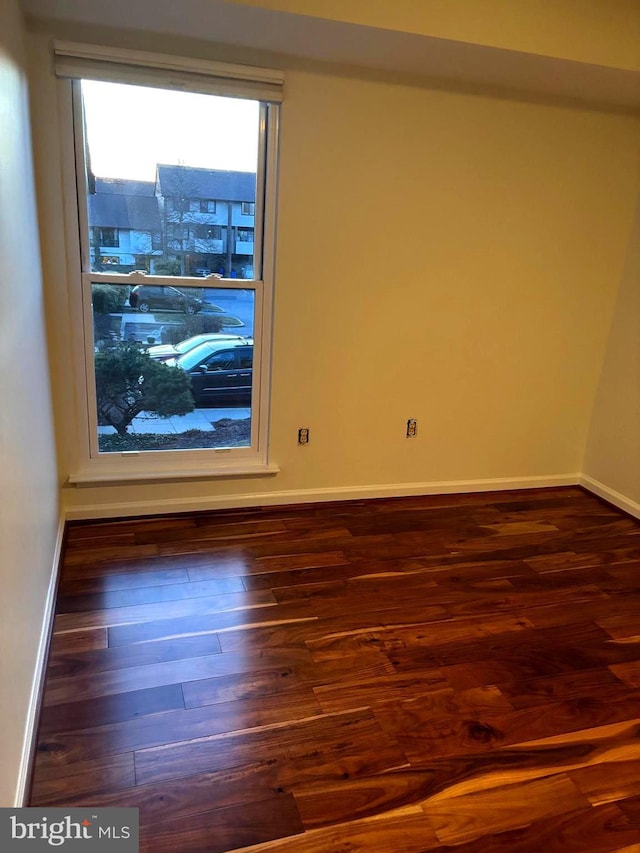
[21,0,640,111]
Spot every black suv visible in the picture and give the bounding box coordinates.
[129,285,204,314]
[168,340,253,406]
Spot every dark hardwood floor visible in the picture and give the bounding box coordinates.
[29,486,640,851]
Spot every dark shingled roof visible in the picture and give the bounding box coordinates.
[88,192,161,232]
[156,165,256,202]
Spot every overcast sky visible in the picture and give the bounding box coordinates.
[82,80,260,181]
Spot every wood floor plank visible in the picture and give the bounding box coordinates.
[63,543,160,566]
[183,683,322,717]
[37,683,185,734]
[344,556,536,586]
[134,708,408,786]
[224,811,440,853]
[305,613,536,661]
[56,575,245,613]
[244,549,350,574]
[598,609,640,639]
[35,763,282,823]
[30,753,136,805]
[312,671,450,713]
[270,575,443,618]
[42,645,323,705]
[36,691,324,767]
[53,588,277,632]
[65,532,137,550]
[47,627,108,655]
[569,759,640,806]
[157,526,354,557]
[389,621,625,678]
[61,548,256,580]
[373,686,640,763]
[422,772,589,845]
[58,568,191,597]
[138,794,304,853]
[609,661,640,688]
[134,518,289,546]
[47,633,223,679]
[519,595,640,630]
[479,520,561,536]
[106,605,318,647]
[424,803,640,853]
[525,550,640,574]
[242,561,375,592]
[498,666,624,709]
[614,795,640,829]
[65,516,197,542]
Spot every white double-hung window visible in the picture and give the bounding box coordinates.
[54,43,282,484]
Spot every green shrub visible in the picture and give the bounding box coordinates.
[94,344,195,435]
[92,284,128,314]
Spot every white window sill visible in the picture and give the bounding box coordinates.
[68,461,280,486]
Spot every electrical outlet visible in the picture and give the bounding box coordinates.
[406,418,417,438]
[298,427,310,445]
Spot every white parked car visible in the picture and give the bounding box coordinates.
[146,333,252,362]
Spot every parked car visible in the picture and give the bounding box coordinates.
[147,334,253,362]
[167,339,253,406]
[129,285,204,314]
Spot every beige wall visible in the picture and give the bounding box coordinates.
[584,195,640,506]
[24,23,639,517]
[231,0,640,71]
[0,0,60,806]
[271,71,637,486]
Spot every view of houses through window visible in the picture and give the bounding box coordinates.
[79,79,265,456]
[89,165,257,280]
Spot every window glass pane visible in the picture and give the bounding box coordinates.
[81,80,259,280]
[203,350,236,370]
[238,348,253,368]
[91,283,255,453]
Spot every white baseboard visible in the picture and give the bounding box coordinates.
[15,514,65,807]
[65,473,580,520]
[580,474,640,521]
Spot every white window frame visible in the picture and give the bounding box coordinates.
[55,44,282,485]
